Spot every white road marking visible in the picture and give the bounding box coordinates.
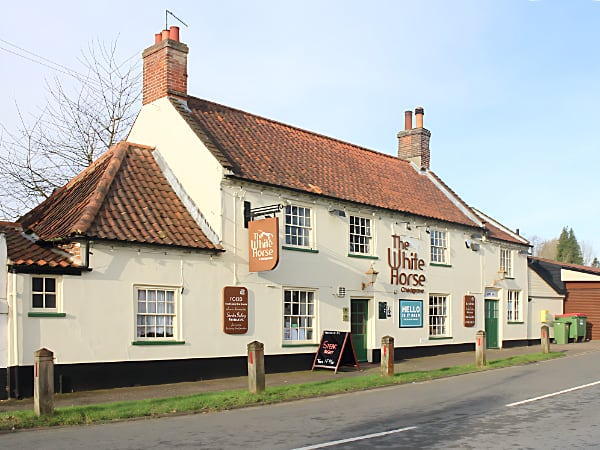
[506,380,600,407]
[291,426,418,450]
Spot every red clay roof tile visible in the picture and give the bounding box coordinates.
[182,97,480,228]
[0,221,78,268]
[18,144,221,251]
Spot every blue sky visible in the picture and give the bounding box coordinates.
[1,1,599,260]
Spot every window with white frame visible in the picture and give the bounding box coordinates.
[430,229,448,264]
[285,205,313,248]
[507,290,521,322]
[500,248,513,277]
[349,215,372,255]
[429,294,449,336]
[283,288,315,342]
[136,287,178,339]
[32,276,58,309]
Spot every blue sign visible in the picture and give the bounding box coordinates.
[399,300,423,328]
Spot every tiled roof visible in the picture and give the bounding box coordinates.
[0,221,77,269]
[531,257,600,276]
[182,97,481,228]
[19,143,221,251]
[471,208,529,246]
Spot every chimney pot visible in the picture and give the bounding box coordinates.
[169,26,180,42]
[154,33,162,45]
[161,29,170,41]
[397,105,431,170]
[415,107,424,128]
[404,110,413,130]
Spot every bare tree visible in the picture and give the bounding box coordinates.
[535,238,559,260]
[0,39,140,219]
[580,240,595,266]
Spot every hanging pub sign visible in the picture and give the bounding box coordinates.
[248,217,279,272]
[223,286,249,334]
[312,331,360,373]
[463,295,476,327]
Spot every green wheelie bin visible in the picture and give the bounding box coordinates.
[553,317,571,344]
[560,313,587,342]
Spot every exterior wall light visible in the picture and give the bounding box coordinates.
[361,263,379,290]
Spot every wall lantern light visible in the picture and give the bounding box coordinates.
[361,263,379,290]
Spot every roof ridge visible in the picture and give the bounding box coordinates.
[70,142,130,235]
[187,95,404,162]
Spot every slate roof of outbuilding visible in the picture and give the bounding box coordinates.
[176,97,482,229]
[18,142,221,251]
[0,221,77,268]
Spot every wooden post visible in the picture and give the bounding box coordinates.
[34,348,54,416]
[541,325,550,354]
[247,341,265,394]
[475,330,487,368]
[380,335,395,377]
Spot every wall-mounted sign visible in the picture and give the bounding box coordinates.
[223,286,249,334]
[399,299,423,328]
[342,307,350,322]
[248,217,279,272]
[463,295,476,327]
[484,288,499,299]
[387,235,426,294]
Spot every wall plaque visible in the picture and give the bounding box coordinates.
[223,286,249,334]
[464,295,476,327]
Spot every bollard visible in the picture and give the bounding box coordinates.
[380,336,395,377]
[34,348,54,416]
[541,325,550,354]
[475,330,487,368]
[247,341,265,394]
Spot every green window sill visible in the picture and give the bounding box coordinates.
[347,254,378,260]
[132,340,186,346]
[430,263,452,268]
[282,246,319,253]
[429,336,453,340]
[282,343,319,348]
[507,321,524,325]
[28,312,66,318]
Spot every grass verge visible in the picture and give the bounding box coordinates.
[0,351,562,431]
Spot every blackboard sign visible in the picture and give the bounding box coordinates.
[312,331,360,373]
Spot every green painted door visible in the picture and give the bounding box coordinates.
[485,300,499,348]
[351,299,369,362]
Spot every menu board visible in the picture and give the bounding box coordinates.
[312,331,359,373]
[464,295,476,327]
[223,286,249,334]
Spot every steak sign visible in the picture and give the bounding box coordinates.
[248,217,279,272]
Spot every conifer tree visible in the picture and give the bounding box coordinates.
[556,226,584,264]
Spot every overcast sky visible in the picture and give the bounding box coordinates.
[1,1,599,260]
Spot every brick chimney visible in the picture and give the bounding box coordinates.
[142,26,189,105]
[397,107,431,169]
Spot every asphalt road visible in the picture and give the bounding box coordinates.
[2,351,599,449]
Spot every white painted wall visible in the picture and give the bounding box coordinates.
[127,97,225,240]
[561,268,600,282]
[12,182,532,366]
[0,234,8,369]
[528,268,564,339]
